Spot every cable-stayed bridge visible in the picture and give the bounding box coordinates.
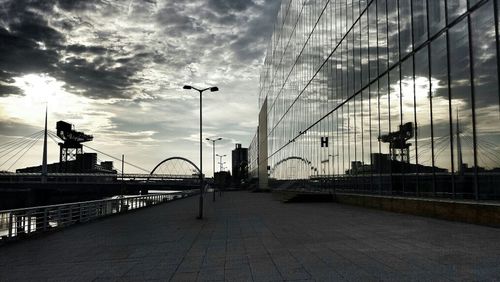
[0,121,202,209]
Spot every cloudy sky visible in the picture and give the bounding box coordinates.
[0,0,281,174]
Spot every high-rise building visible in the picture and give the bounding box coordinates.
[249,0,500,199]
[232,144,248,187]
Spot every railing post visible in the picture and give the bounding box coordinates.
[27,211,31,234]
[8,212,13,238]
[79,203,83,222]
[16,214,23,236]
[69,205,73,224]
[57,207,62,227]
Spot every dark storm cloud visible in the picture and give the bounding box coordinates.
[229,1,281,62]
[66,44,107,55]
[0,0,281,99]
[0,0,148,98]
[0,85,23,96]
[0,24,59,94]
[156,3,206,37]
[207,0,256,14]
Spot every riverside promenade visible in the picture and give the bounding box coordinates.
[0,191,499,281]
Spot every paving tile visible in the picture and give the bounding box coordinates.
[169,271,199,282]
[1,191,500,281]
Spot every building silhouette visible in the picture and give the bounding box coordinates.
[231,144,248,187]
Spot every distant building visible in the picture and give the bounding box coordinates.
[16,153,116,174]
[232,144,248,187]
[214,171,231,189]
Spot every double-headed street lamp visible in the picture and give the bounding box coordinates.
[219,162,226,170]
[206,137,222,202]
[183,84,219,219]
[216,154,226,172]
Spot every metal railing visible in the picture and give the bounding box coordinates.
[0,191,196,242]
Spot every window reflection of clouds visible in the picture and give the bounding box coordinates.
[257,0,500,199]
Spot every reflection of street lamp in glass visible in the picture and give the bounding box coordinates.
[183,84,219,219]
[206,137,222,202]
[329,154,338,177]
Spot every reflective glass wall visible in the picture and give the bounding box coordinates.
[256,0,500,199]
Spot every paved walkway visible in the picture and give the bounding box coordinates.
[1,191,500,281]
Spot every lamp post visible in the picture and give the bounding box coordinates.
[206,137,222,202]
[329,154,338,191]
[216,154,226,172]
[183,84,219,219]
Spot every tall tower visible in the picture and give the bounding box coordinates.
[456,111,464,175]
[41,106,48,182]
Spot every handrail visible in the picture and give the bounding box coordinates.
[0,172,199,179]
[0,191,197,243]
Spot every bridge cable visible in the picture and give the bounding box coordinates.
[7,134,43,171]
[47,132,61,146]
[82,144,150,173]
[0,130,43,149]
[0,132,43,170]
[0,131,44,160]
[0,130,44,156]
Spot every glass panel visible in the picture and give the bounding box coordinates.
[378,0,388,73]
[401,57,417,194]
[471,2,500,199]
[362,88,372,191]
[387,0,399,67]
[390,65,402,193]
[368,2,378,80]
[449,19,475,199]
[447,0,467,23]
[335,111,341,179]
[379,73,392,194]
[354,21,362,92]
[430,33,453,196]
[348,99,355,189]
[347,32,354,96]
[428,0,446,37]
[361,12,370,86]
[412,0,428,47]
[399,0,412,57]
[370,82,381,192]
[414,46,434,195]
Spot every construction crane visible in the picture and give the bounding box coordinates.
[378,122,414,163]
[56,121,93,171]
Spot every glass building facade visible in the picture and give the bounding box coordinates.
[250,0,500,199]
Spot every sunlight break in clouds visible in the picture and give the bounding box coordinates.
[0,0,281,174]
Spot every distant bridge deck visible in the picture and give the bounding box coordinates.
[0,172,199,182]
[1,191,500,281]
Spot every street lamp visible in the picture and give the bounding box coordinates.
[183,84,219,219]
[206,137,222,202]
[216,154,226,172]
[218,161,226,171]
